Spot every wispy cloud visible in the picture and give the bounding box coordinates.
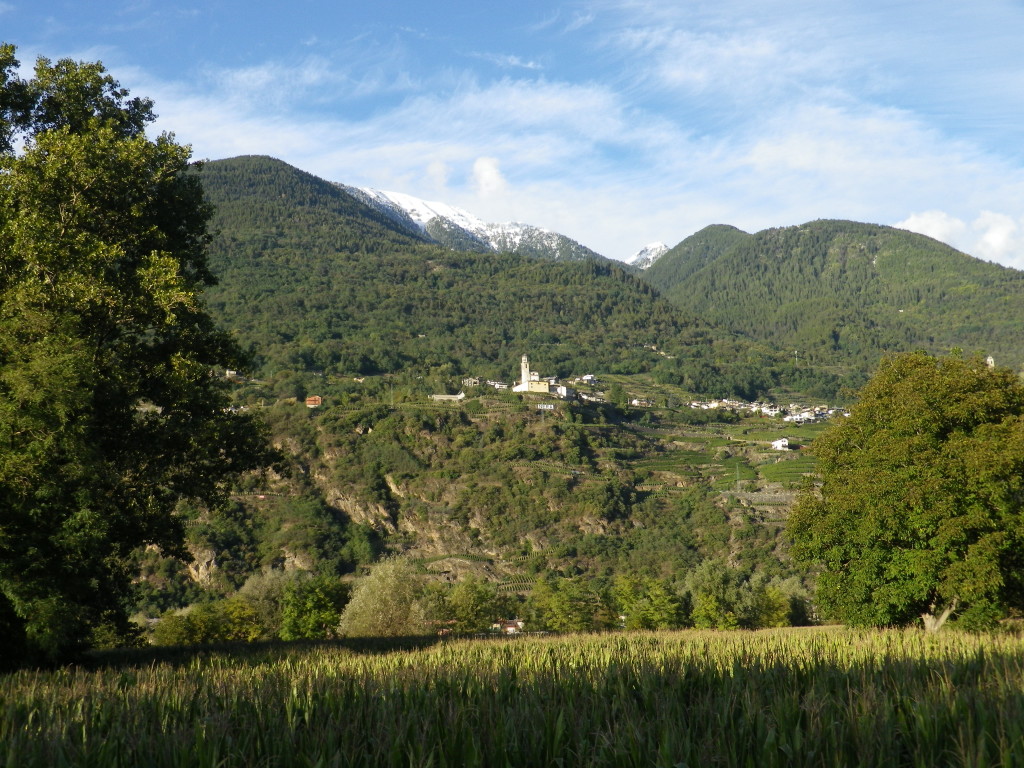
[470,52,543,71]
[194,52,421,112]
[141,49,1024,263]
[565,12,596,32]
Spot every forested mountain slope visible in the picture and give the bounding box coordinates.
[643,225,751,287]
[642,220,1024,369]
[196,156,776,390]
[132,159,849,634]
[199,155,432,250]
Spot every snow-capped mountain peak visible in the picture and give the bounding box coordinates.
[367,190,489,235]
[629,242,669,270]
[341,184,611,265]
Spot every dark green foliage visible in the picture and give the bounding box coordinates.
[790,351,1024,630]
[132,553,206,616]
[611,574,683,629]
[683,561,802,630]
[444,576,515,634]
[150,595,268,646]
[280,575,350,641]
[524,577,614,631]
[643,224,751,288]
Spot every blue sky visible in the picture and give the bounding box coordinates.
[6,1,1024,266]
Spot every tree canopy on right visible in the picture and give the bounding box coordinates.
[789,351,1024,630]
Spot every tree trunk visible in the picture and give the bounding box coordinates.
[921,599,958,632]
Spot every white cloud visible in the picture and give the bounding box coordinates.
[894,211,968,247]
[972,212,1024,267]
[425,160,450,192]
[616,24,833,100]
[142,57,1024,264]
[105,1,1024,267]
[565,13,596,32]
[472,157,507,198]
[201,56,396,109]
[897,210,1024,269]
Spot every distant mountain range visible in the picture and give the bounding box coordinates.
[196,154,1024,384]
[337,185,679,269]
[196,155,762,389]
[333,174,1024,371]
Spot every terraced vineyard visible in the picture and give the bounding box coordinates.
[758,454,818,486]
[627,415,825,498]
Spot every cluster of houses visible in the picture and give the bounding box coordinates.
[688,398,846,423]
[492,619,525,635]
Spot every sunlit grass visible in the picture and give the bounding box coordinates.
[4,627,1024,767]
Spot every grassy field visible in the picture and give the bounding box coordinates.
[4,627,1024,767]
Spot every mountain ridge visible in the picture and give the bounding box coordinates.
[196,154,1024,379]
[642,219,1024,369]
[340,183,618,265]
[197,155,732,382]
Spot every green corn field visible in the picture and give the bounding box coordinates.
[3,627,1024,767]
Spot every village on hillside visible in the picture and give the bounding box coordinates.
[436,353,848,430]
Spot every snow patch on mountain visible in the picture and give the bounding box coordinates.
[629,242,669,270]
[367,190,490,237]
[342,185,610,263]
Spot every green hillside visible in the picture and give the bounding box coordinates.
[133,383,821,633]
[643,219,1024,370]
[198,156,693,377]
[124,155,848,639]
[199,154,430,250]
[643,224,751,288]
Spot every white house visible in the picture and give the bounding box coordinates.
[771,437,790,450]
[430,392,466,402]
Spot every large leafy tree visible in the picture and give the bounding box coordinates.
[337,557,428,637]
[789,351,1024,630]
[0,44,271,664]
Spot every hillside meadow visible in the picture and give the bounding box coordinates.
[4,627,1024,767]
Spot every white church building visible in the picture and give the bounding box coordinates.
[512,355,575,400]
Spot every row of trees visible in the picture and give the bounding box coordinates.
[150,557,810,646]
